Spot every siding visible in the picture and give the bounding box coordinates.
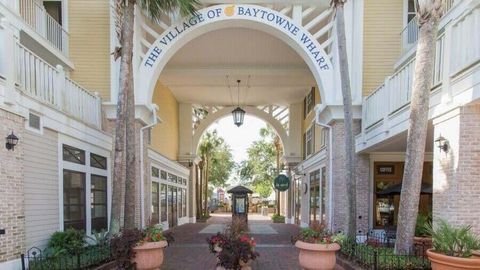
[150,81,179,161]
[68,0,111,100]
[363,0,403,96]
[24,128,59,249]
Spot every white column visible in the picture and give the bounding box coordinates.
[0,18,17,105]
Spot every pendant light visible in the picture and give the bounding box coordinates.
[231,79,245,127]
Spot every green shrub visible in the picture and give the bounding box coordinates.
[271,214,285,223]
[48,228,85,255]
[415,213,432,237]
[427,219,480,257]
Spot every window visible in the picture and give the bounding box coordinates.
[152,167,160,178]
[151,182,159,224]
[160,170,167,180]
[161,184,167,222]
[43,1,62,25]
[303,87,315,118]
[182,189,187,217]
[90,153,107,170]
[63,170,86,231]
[321,167,327,223]
[407,0,416,23]
[91,175,108,232]
[309,170,320,224]
[320,128,327,148]
[63,145,86,165]
[304,126,314,159]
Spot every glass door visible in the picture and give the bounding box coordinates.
[171,187,177,227]
[168,186,173,228]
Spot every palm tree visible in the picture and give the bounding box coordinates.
[198,131,223,216]
[395,0,443,254]
[260,127,283,215]
[111,0,199,231]
[332,0,356,237]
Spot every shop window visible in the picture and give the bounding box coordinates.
[90,153,107,170]
[309,170,320,224]
[321,167,327,223]
[63,170,86,231]
[294,177,302,225]
[151,182,159,224]
[63,144,86,165]
[152,166,160,178]
[303,87,315,118]
[160,170,167,180]
[182,189,187,217]
[160,184,167,222]
[91,175,107,232]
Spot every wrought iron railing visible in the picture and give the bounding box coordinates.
[21,245,112,270]
[340,231,431,270]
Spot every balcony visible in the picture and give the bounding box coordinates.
[357,0,480,153]
[13,41,101,128]
[400,0,456,55]
[1,0,69,56]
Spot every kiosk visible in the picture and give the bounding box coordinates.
[227,186,253,223]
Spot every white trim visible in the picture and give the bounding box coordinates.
[148,148,190,177]
[58,134,111,235]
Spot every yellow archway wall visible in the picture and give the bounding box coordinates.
[150,81,179,160]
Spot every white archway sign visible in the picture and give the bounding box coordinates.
[136,4,337,106]
[192,106,289,155]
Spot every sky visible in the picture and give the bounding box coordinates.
[205,115,268,164]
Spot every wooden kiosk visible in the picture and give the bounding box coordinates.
[227,186,253,223]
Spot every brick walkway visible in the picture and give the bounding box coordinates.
[161,213,345,270]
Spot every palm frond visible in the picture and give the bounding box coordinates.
[138,0,200,22]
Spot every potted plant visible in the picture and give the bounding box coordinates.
[111,225,174,270]
[291,222,345,270]
[426,220,480,270]
[413,213,432,255]
[207,217,259,270]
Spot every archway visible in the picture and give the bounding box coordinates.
[136,4,337,107]
[192,106,289,156]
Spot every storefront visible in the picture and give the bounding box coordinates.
[373,162,432,228]
[149,150,189,230]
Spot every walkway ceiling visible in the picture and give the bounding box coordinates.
[159,28,316,106]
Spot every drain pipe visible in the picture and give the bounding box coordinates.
[140,104,159,228]
[313,119,334,231]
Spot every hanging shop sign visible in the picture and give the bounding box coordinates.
[274,174,290,191]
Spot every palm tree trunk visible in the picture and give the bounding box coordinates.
[334,1,356,237]
[122,0,136,230]
[395,1,442,254]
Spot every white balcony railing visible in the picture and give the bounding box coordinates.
[18,0,69,55]
[400,0,456,53]
[15,42,101,128]
[363,1,480,130]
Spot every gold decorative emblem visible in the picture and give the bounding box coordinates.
[224,5,235,17]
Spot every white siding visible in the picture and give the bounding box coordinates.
[24,128,59,249]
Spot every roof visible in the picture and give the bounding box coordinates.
[227,185,253,194]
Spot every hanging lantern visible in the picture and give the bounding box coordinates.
[231,106,245,127]
[5,131,19,151]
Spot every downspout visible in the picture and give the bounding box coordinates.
[313,119,334,231]
[140,104,159,228]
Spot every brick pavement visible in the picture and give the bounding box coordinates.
[162,213,345,270]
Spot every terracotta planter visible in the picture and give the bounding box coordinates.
[426,249,480,270]
[215,258,252,270]
[295,241,340,270]
[132,241,168,270]
[413,236,433,256]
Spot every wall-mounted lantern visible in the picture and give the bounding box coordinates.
[434,135,449,153]
[5,131,19,151]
